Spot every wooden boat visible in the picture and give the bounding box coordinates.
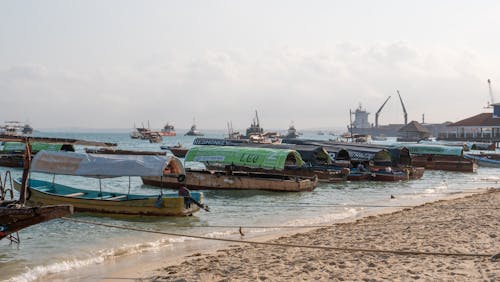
[282,139,425,181]
[0,138,73,241]
[370,168,409,181]
[160,144,189,158]
[143,146,318,192]
[85,148,166,156]
[16,151,206,216]
[143,170,317,192]
[0,136,117,168]
[346,171,371,181]
[464,153,500,168]
[0,203,73,240]
[192,138,349,182]
[404,144,477,172]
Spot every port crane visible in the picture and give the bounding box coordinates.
[397,90,408,125]
[486,79,496,108]
[375,96,391,128]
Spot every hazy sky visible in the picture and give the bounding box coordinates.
[1,0,499,131]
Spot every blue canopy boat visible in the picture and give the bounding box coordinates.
[464,153,500,168]
[14,151,206,216]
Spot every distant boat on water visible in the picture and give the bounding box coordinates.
[130,122,150,139]
[285,123,299,138]
[245,110,264,138]
[0,121,33,136]
[160,123,176,136]
[185,123,204,136]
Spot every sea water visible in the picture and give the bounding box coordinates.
[0,132,498,282]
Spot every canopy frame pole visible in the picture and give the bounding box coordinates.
[160,176,163,195]
[127,176,131,198]
[99,178,102,199]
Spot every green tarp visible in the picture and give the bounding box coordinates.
[1,142,64,152]
[402,144,463,157]
[185,146,305,170]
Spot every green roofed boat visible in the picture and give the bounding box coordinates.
[402,144,477,172]
[0,141,75,168]
[142,146,318,192]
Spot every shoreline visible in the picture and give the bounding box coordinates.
[102,187,499,281]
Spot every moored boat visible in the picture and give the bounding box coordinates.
[464,153,500,168]
[161,144,189,158]
[16,151,206,216]
[404,144,478,172]
[142,146,318,192]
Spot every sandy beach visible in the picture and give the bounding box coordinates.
[145,188,500,281]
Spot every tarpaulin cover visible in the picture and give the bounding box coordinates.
[184,146,304,170]
[31,150,184,178]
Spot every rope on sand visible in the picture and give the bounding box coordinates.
[62,217,496,260]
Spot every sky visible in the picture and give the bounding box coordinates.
[1,0,500,131]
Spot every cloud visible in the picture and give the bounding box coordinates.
[0,42,492,131]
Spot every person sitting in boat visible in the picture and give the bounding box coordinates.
[178,185,192,209]
[385,166,393,173]
[357,163,367,172]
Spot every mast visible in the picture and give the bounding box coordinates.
[397,90,408,125]
[488,79,495,106]
[375,96,391,128]
[255,110,260,127]
[349,109,353,137]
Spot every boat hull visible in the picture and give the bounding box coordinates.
[14,179,201,216]
[142,171,317,192]
[160,132,176,137]
[411,155,477,172]
[168,148,189,158]
[0,204,73,240]
[370,171,409,181]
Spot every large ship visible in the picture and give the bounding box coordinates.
[245,110,264,138]
[348,92,448,138]
[348,94,405,137]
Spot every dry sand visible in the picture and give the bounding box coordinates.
[148,189,500,281]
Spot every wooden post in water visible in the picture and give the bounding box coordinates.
[19,138,32,205]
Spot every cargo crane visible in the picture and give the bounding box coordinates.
[397,90,408,125]
[375,96,391,128]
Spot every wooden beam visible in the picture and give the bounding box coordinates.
[0,135,117,147]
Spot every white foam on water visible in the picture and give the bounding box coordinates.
[423,181,448,194]
[283,207,361,227]
[5,236,180,282]
[204,229,238,238]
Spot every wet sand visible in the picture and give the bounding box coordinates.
[146,188,499,281]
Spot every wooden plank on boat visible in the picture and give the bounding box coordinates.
[64,192,85,197]
[105,195,128,201]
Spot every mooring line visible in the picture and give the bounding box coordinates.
[61,217,495,259]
